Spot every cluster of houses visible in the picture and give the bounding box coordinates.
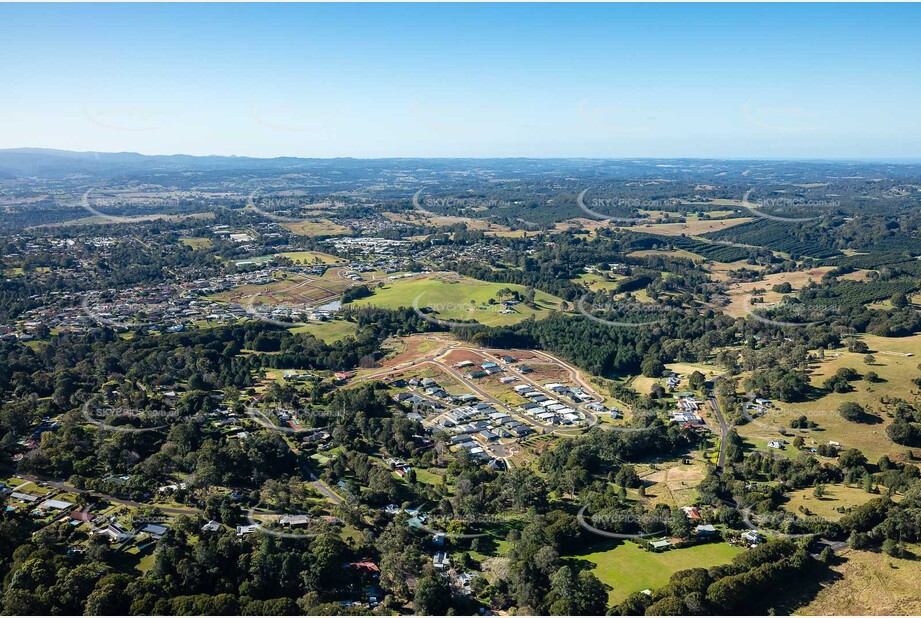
[379,504,481,597]
[448,411,533,454]
[645,506,767,552]
[325,237,410,256]
[415,238,512,267]
[393,379,536,449]
[459,359,506,379]
[4,266,301,336]
[668,393,708,431]
[3,488,73,516]
[384,457,413,477]
[513,382,592,426]
[3,479,180,551]
[392,376,454,404]
[15,418,61,451]
[73,509,170,543]
[2,233,380,336]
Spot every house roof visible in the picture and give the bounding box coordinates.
[40,499,74,510]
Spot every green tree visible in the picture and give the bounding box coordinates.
[839,402,866,423]
[414,571,452,615]
[688,371,706,391]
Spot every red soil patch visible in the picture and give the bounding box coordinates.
[441,349,487,367]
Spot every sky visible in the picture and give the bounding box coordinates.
[1,3,920,160]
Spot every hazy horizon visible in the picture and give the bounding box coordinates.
[6,146,921,165]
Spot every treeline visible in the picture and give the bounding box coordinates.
[0,515,357,615]
[612,540,811,615]
[461,311,736,377]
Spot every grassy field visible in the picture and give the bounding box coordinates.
[277,250,345,264]
[281,220,350,236]
[615,217,753,237]
[572,272,623,291]
[411,467,444,486]
[551,218,612,236]
[794,546,921,615]
[383,211,510,232]
[783,484,878,521]
[721,267,840,317]
[41,212,215,227]
[212,273,351,307]
[569,540,742,604]
[736,332,921,461]
[628,375,660,397]
[641,462,708,507]
[485,229,529,239]
[629,248,705,262]
[289,319,357,343]
[351,273,567,327]
[665,361,723,383]
[179,237,212,249]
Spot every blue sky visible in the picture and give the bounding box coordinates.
[1,3,920,159]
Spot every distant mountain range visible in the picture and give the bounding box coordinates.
[2,147,920,180]
[0,147,378,178]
